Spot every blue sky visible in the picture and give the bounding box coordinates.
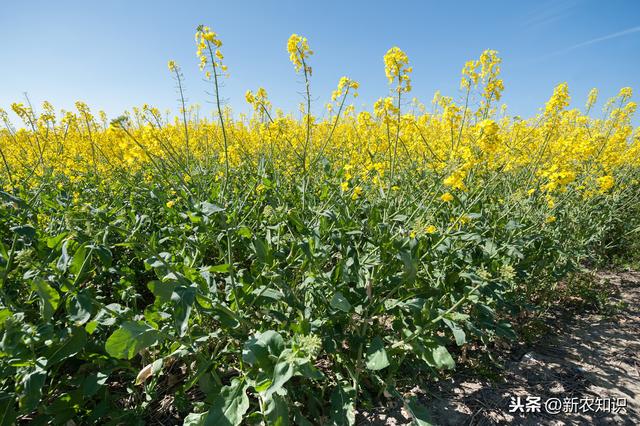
[1,0,639,124]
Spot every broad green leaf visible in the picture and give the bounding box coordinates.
[105,321,161,359]
[428,345,455,370]
[67,290,95,325]
[204,378,249,426]
[48,327,87,365]
[46,232,67,249]
[330,384,356,426]
[252,286,283,302]
[264,350,295,398]
[0,309,12,327]
[483,239,499,257]
[70,244,90,276]
[91,245,113,267]
[399,250,417,284]
[366,336,390,370]
[83,372,109,398]
[330,292,351,313]
[0,392,16,426]
[200,201,224,217]
[31,278,60,321]
[253,238,271,264]
[264,394,289,426]
[183,412,206,426]
[148,280,177,303]
[19,362,47,412]
[242,330,284,367]
[211,303,241,329]
[173,286,195,337]
[442,318,466,346]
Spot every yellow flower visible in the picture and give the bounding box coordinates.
[443,170,466,190]
[352,186,363,200]
[441,192,454,202]
[166,200,176,208]
[340,181,349,191]
[545,215,556,223]
[547,196,555,208]
[331,76,359,102]
[597,175,615,192]
[383,46,411,92]
[425,225,437,234]
[167,60,177,72]
[195,25,224,72]
[287,34,313,73]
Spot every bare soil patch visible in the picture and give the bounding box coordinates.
[358,270,640,425]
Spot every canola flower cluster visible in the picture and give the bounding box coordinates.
[0,31,638,205]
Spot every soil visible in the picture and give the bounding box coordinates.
[357,270,640,425]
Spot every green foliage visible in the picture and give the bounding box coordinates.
[0,162,638,424]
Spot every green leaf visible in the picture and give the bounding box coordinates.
[46,232,67,249]
[211,302,240,329]
[199,201,224,217]
[253,238,271,264]
[495,321,517,340]
[330,384,356,426]
[174,286,195,337]
[0,310,11,327]
[19,362,46,412]
[406,396,433,426]
[330,292,351,313]
[0,392,16,426]
[31,278,60,321]
[91,245,113,268]
[148,280,177,302]
[237,226,252,239]
[399,250,417,284]
[252,286,283,302]
[105,321,161,359]
[264,350,295,398]
[365,336,390,370]
[242,330,284,368]
[183,412,206,426]
[428,345,455,370]
[204,378,249,426]
[483,239,499,257]
[11,225,35,240]
[264,394,289,426]
[442,318,466,346]
[209,264,231,273]
[67,290,95,325]
[82,372,109,397]
[70,244,90,276]
[48,327,87,365]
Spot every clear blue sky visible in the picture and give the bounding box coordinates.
[1,0,639,124]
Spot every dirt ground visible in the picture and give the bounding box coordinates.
[358,270,640,425]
